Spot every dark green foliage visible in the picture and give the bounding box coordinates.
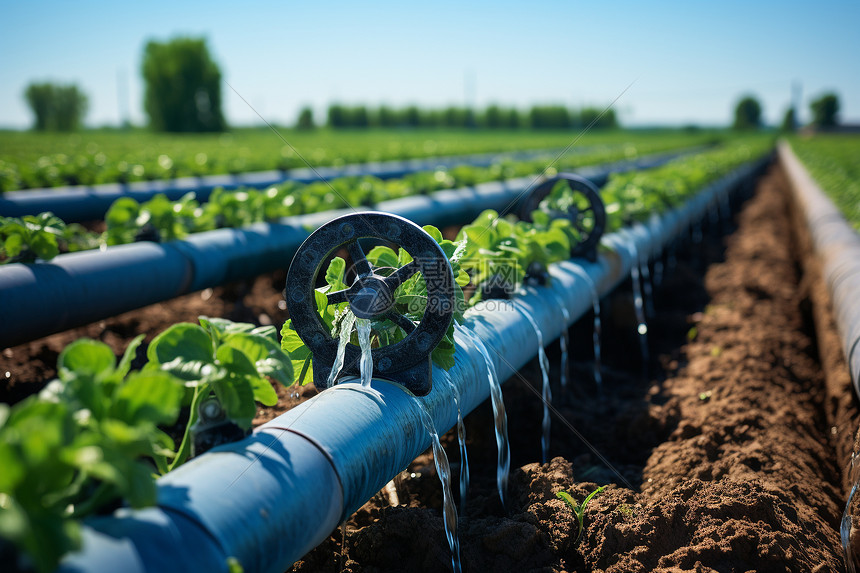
[732,95,763,130]
[781,107,796,132]
[23,83,88,132]
[142,37,226,132]
[529,105,572,129]
[322,104,616,129]
[579,106,618,129]
[810,92,840,128]
[296,106,315,130]
[403,105,422,127]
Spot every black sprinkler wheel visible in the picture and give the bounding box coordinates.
[284,212,455,396]
[518,173,607,262]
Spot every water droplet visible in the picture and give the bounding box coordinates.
[638,324,648,335]
[278,300,287,310]
[4,371,10,379]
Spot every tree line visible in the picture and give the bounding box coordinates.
[308,104,619,130]
[732,92,841,131]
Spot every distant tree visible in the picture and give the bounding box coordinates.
[24,82,88,131]
[377,105,399,127]
[579,106,618,129]
[142,37,226,132]
[421,109,441,127]
[529,105,571,129]
[732,95,763,130]
[296,106,314,130]
[403,106,421,127]
[504,108,521,129]
[350,105,369,128]
[780,107,796,132]
[327,104,346,128]
[482,104,502,128]
[810,93,840,128]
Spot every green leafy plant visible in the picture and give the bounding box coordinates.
[0,336,184,572]
[1,315,297,571]
[454,209,578,303]
[0,212,67,263]
[104,192,200,245]
[556,485,606,541]
[146,316,293,469]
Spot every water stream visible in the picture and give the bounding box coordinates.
[565,265,603,387]
[547,291,571,399]
[639,257,655,318]
[415,400,462,573]
[439,370,470,513]
[456,324,510,508]
[355,317,373,388]
[626,241,650,374]
[514,303,552,465]
[327,312,357,386]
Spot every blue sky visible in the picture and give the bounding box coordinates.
[1,0,858,129]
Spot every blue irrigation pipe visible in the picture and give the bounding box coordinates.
[55,153,770,573]
[0,148,564,222]
[0,150,690,349]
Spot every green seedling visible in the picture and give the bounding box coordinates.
[556,485,606,541]
[616,503,636,519]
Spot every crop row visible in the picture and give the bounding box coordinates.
[789,135,860,231]
[0,136,709,264]
[280,138,774,382]
[0,129,719,192]
[0,139,772,572]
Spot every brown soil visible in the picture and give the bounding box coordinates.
[1,164,856,572]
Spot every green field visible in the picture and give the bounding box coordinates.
[0,128,722,192]
[790,135,860,230]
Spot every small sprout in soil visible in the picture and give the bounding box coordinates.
[699,390,712,402]
[710,346,722,357]
[556,486,606,542]
[686,326,698,341]
[616,503,636,519]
